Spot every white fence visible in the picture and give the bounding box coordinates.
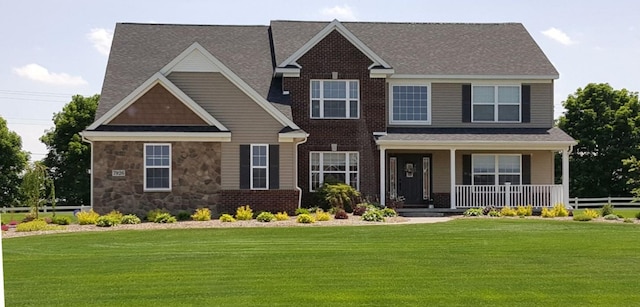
[0,205,90,214]
[569,197,637,209]
[455,184,563,208]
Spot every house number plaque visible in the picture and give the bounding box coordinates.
[112,170,126,177]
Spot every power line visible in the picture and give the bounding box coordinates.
[0,96,67,103]
[0,89,73,97]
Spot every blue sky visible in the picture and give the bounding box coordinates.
[1,0,638,160]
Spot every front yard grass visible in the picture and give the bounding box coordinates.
[4,218,640,306]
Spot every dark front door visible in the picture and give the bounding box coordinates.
[397,155,424,204]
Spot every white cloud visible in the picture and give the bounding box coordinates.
[542,27,576,46]
[87,28,113,56]
[13,63,88,86]
[320,5,357,21]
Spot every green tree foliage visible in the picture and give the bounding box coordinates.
[20,162,49,218]
[41,94,98,205]
[0,116,29,206]
[557,83,640,197]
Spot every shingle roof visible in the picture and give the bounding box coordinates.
[378,127,575,144]
[270,21,558,77]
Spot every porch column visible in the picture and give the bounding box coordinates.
[450,149,456,209]
[562,148,570,206]
[380,146,386,206]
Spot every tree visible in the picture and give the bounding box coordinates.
[41,94,99,205]
[20,162,48,218]
[557,83,640,197]
[0,116,29,206]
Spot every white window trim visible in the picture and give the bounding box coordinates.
[389,82,432,125]
[471,84,521,123]
[471,154,522,186]
[309,151,359,192]
[144,143,172,192]
[310,79,360,119]
[250,144,269,190]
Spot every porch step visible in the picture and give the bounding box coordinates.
[396,208,445,217]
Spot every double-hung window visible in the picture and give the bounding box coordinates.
[472,154,521,185]
[251,144,268,189]
[310,80,359,119]
[390,84,430,124]
[310,152,359,191]
[472,85,520,122]
[144,144,171,191]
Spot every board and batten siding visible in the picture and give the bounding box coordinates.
[425,83,554,128]
[167,72,294,189]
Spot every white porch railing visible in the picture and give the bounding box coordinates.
[455,184,563,208]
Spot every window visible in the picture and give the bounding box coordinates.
[472,154,521,185]
[390,84,430,124]
[144,144,171,191]
[251,144,268,189]
[311,80,359,118]
[472,85,520,122]
[310,152,359,191]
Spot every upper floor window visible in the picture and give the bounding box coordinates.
[144,144,171,191]
[310,80,359,119]
[390,84,430,124]
[472,85,520,122]
[251,144,268,190]
[472,154,521,185]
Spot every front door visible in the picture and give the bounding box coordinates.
[396,155,431,204]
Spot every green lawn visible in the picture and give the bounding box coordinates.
[4,219,640,306]
[573,208,639,218]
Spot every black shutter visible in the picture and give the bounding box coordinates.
[269,145,279,189]
[239,145,250,189]
[522,154,531,184]
[521,85,531,123]
[462,154,472,185]
[462,84,472,122]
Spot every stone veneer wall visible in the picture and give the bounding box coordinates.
[92,141,222,217]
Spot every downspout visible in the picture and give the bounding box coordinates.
[294,134,309,208]
[80,133,94,211]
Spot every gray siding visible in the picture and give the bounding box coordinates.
[419,83,554,128]
[167,72,295,189]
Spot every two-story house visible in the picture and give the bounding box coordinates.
[82,20,575,216]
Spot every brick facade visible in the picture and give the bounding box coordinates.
[283,30,386,205]
[220,190,299,215]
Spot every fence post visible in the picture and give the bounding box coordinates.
[607,196,612,205]
[574,197,579,209]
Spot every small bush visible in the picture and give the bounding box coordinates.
[487,209,501,217]
[603,214,619,220]
[21,212,37,223]
[482,206,497,215]
[307,206,321,213]
[295,208,310,215]
[600,203,615,217]
[352,203,371,216]
[256,212,275,222]
[176,211,192,221]
[235,205,253,220]
[51,216,71,225]
[573,214,592,221]
[121,214,141,224]
[147,208,169,222]
[315,209,331,221]
[463,208,483,217]
[191,208,211,221]
[584,209,599,219]
[43,217,53,224]
[362,208,385,222]
[334,209,349,219]
[516,205,533,216]
[500,206,518,217]
[77,210,100,225]
[96,215,121,227]
[381,207,397,217]
[541,207,555,218]
[153,212,177,223]
[1,225,8,231]
[552,204,569,217]
[296,213,315,224]
[624,218,634,223]
[219,214,236,222]
[274,212,289,221]
[16,220,63,232]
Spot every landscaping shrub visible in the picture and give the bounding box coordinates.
[381,207,397,217]
[624,218,634,223]
[636,211,640,220]
[121,214,141,224]
[584,209,599,219]
[307,206,321,213]
[541,207,555,218]
[552,204,569,217]
[516,205,533,216]
[573,214,592,221]
[600,203,615,217]
[482,206,497,215]
[235,205,253,220]
[274,212,289,221]
[16,220,63,232]
[362,209,385,222]
[1,225,8,231]
[296,213,315,224]
[322,182,361,213]
[463,208,483,217]
[77,210,100,225]
[256,212,275,222]
[219,214,236,222]
[176,211,192,221]
[604,214,619,220]
[43,217,53,224]
[21,212,37,223]
[191,208,211,221]
[146,208,169,222]
[315,209,331,221]
[353,203,371,216]
[487,209,501,217]
[153,212,177,223]
[334,209,349,219]
[51,216,71,225]
[96,215,121,227]
[295,208,310,215]
[500,206,518,217]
